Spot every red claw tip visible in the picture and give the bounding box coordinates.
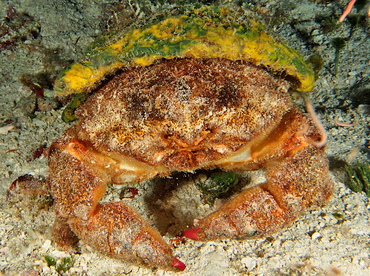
[184,228,202,240]
[171,256,186,271]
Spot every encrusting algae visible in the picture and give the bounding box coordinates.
[54,5,315,97]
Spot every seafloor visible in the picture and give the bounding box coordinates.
[0,0,369,275]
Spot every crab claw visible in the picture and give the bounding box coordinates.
[184,228,204,240]
[171,257,186,271]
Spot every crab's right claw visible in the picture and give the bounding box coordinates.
[49,140,184,270]
[171,257,186,271]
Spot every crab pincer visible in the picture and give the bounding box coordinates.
[184,135,333,241]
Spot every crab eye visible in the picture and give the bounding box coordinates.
[163,132,173,140]
[204,127,216,135]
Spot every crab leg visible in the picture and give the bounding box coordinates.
[48,139,185,270]
[185,144,333,241]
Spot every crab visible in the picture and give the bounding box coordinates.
[48,6,334,271]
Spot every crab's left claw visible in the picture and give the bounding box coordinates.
[184,111,334,241]
[184,228,204,240]
[186,146,333,241]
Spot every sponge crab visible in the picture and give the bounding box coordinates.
[48,6,333,270]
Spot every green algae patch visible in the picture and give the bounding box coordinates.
[54,5,315,96]
[345,162,370,197]
[196,171,239,206]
